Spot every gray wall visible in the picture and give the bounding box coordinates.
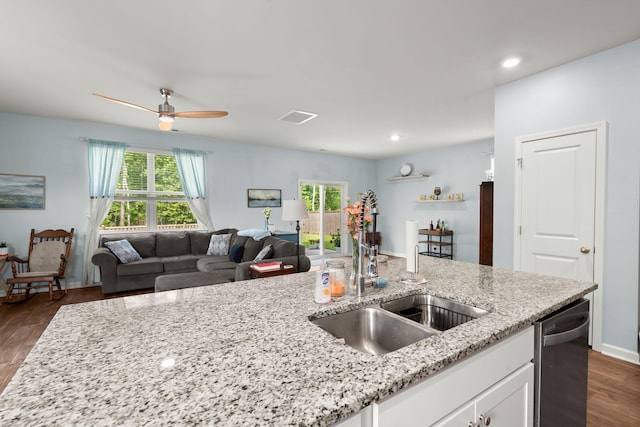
[375,139,494,263]
[0,112,375,286]
[494,39,640,355]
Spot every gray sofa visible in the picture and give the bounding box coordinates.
[92,228,310,294]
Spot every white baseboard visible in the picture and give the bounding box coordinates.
[601,343,640,365]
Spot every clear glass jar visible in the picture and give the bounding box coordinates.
[376,255,389,283]
[326,259,346,298]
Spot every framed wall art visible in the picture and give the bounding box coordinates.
[247,188,281,208]
[0,174,46,209]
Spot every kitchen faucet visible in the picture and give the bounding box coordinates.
[355,189,379,297]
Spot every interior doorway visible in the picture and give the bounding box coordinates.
[513,122,606,351]
[299,180,347,259]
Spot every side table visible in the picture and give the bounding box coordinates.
[249,264,295,279]
[271,230,298,243]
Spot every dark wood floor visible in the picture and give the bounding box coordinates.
[2,287,639,426]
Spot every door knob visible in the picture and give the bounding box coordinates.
[580,247,591,254]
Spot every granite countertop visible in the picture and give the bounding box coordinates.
[0,257,596,426]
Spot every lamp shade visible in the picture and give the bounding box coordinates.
[281,199,309,221]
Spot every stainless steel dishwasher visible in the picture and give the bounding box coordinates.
[534,298,590,427]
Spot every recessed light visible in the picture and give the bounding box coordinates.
[502,57,522,69]
[390,134,400,142]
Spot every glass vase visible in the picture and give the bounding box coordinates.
[348,237,359,293]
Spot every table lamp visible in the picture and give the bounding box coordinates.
[281,199,309,272]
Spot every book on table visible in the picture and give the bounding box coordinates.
[252,261,283,272]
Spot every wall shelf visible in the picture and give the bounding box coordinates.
[416,199,464,203]
[386,173,430,181]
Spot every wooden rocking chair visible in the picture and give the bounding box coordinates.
[5,228,74,301]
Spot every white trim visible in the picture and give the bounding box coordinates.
[600,344,640,365]
[513,121,607,352]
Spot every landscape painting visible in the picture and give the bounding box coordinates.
[247,188,281,208]
[0,174,46,209]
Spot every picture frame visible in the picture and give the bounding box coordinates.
[247,188,281,208]
[0,173,46,210]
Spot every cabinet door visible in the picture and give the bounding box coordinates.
[474,363,534,427]
[432,363,534,427]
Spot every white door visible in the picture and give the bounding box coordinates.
[515,123,606,350]
[519,131,596,280]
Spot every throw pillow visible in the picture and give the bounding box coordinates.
[104,239,143,264]
[207,233,232,256]
[253,244,273,262]
[228,244,245,263]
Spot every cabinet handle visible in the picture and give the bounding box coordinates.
[479,414,491,426]
[468,422,480,427]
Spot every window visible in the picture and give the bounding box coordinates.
[100,149,199,232]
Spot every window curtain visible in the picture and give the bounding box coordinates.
[173,148,215,231]
[82,140,126,285]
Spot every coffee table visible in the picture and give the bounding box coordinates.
[249,264,295,279]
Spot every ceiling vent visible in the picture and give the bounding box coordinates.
[278,109,318,125]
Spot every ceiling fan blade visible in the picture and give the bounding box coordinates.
[172,110,229,119]
[92,93,159,114]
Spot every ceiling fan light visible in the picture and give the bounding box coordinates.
[158,120,173,131]
[159,114,174,123]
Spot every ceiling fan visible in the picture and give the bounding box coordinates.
[93,88,228,131]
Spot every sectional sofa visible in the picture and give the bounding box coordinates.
[92,228,310,294]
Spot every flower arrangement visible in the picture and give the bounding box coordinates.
[263,207,272,231]
[344,199,372,240]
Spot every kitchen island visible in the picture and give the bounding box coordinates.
[0,257,596,426]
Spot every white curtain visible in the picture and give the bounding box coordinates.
[82,140,126,285]
[173,148,215,231]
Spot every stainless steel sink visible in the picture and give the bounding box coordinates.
[380,294,489,331]
[312,307,437,355]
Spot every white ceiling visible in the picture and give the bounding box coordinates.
[2,1,640,160]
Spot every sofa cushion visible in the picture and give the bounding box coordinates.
[111,233,156,258]
[156,232,190,257]
[228,244,245,263]
[161,255,200,272]
[242,237,266,262]
[116,257,163,276]
[231,235,249,248]
[189,231,214,255]
[104,240,143,264]
[264,236,297,258]
[197,256,240,272]
[207,234,232,255]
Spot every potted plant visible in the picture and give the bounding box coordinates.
[0,242,8,257]
[329,229,341,249]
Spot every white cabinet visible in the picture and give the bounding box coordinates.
[367,327,534,427]
[434,363,534,427]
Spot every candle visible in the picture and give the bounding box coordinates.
[405,220,418,273]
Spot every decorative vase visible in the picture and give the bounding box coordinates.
[264,218,269,231]
[348,237,359,293]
